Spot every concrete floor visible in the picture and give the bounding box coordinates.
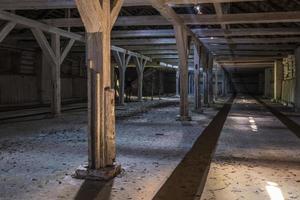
[0,98,219,200]
[1,95,300,200]
[201,95,300,200]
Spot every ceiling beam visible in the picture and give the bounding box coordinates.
[0,10,84,41]
[111,28,300,38]
[0,0,263,10]
[42,11,300,27]
[204,37,300,44]
[111,37,300,46]
[215,56,283,62]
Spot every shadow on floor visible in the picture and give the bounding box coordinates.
[255,97,300,139]
[74,180,113,200]
[152,95,236,200]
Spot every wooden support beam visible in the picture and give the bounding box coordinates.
[0,11,84,41]
[113,51,131,105]
[31,28,65,116]
[0,11,151,64]
[0,21,16,43]
[208,54,214,104]
[194,44,202,111]
[214,64,219,99]
[174,24,192,121]
[203,49,209,106]
[133,56,148,101]
[60,39,76,64]
[74,0,124,175]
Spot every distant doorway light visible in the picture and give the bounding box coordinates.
[194,4,203,15]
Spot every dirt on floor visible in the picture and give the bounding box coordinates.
[0,98,220,200]
[201,95,300,200]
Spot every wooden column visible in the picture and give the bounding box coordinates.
[113,51,131,105]
[203,51,209,106]
[258,72,264,95]
[176,69,180,96]
[32,29,75,116]
[159,70,164,98]
[194,44,202,111]
[295,47,300,112]
[264,68,272,98]
[274,59,283,101]
[174,25,191,121]
[214,64,219,101]
[221,68,225,96]
[134,56,147,101]
[74,0,123,176]
[208,54,214,105]
[50,34,62,116]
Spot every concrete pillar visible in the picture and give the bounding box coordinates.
[295,47,300,111]
[264,68,272,98]
[274,59,283,101]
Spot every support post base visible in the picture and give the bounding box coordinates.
[176,115,192,121]
[73,164,121,181]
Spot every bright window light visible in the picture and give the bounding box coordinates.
[249,117,258,132]
[194,5,202,14]
[266,181,285,200]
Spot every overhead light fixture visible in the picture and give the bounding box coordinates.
[194,4,202,15]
